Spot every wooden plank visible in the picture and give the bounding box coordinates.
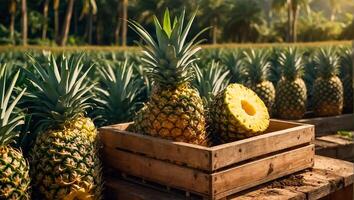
[211,124,314,170]
[317,135,353,146]
[316,135,354,161]
[294,113,354,136]
[105,178,184,200]
[102,147,211,195]
[211,145,315,199]
[99,127,212,171]
[319,184,354,200]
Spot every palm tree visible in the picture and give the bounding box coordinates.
[9,0,17,43]
[80,0,97,44]
[21,0,27,45]
[122,0,128,46]
[272,0,310,42]
[42,0,49,40]
[58,0,75,46]
[53,0,60,41]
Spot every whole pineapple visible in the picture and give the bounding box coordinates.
[209,83,270,142]
[313,48,343,116]
[340,48,353,113]
[243,49,276,114]
[130,9,209,145]
[221,50,245,84]
[0,67,30,200]
[25,54,102,199]
[275,48,307,119]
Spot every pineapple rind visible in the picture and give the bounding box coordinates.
[210,84,270,142]
[0,146,31,200]
[30,117,102,200]
[275,78,307,119]
[249,81,276,113]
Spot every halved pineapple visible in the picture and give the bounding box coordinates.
[210,83,270,143]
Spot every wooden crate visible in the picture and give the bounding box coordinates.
[99,119,315,200]
[315,134,354,162]
[293,113,354,136]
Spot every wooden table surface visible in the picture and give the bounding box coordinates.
[105,156,354,200]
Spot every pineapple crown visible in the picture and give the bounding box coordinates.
[314,48,340,79]
[24,53,95,132]
[340,47,353,77]
[93,59,144,126]
[221,50,245,84]
[0,65,26,146]
[129,8,209,89]
[193,60,230,105]
[278,48,304,81]
[243,49,271,84]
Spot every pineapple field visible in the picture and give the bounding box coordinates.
[0,9,353,200]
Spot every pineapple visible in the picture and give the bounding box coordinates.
[193,60,230,105]
[25,54,103,199]
[243,49,276,113]
[209,83,270,142]
[275,48,307,119]
[340,48,353,113]
[0,67,30,199]
[129,9,209,145]
[93,59,144,126]
[313,48,343,116]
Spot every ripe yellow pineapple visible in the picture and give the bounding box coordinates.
[130,9,209,145]
[25,54,102,200]
[275,48,307,119]
[0,68,30,200]
[210,84,270,142]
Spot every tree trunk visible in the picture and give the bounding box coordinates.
[42,0,49,40]
[212,18,217,44]
[114,0,122,45]
[9,0,16,43]
[291,4,299,43]
[287,0,293,42]
[21,0,27,45]
[121,0,128,47]
[96,18,103,44]
[88,12,93,44]
[58,0,74,46]
[54,0,60,41]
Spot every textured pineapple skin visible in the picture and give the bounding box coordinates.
[0,146,31,200]
[210,84,270,143]
[249,81,275,114]
[30,117,102,200]
[275,78,307,119]
[133,84,208,146]
[343,76,353,113]
[313,76,343,116]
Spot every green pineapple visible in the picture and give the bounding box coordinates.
[25,54,103,199]
[340,48,353,113]
[94,59,144,126]
[0,66,30,199]
[275,48,307,119]
[243,49,275,113]
[129,9,209,145]
[313,48,343,116]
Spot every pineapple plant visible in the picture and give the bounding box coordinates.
[0,66,30,199]
[193,60,230,105]
[275,48,307,119]
[129,9,209,145]
[209,83,270,142]
[221,50,245,84]
[340,48,353,113]
[243,49,276,113]
[93,59,144,126]
[313,48,343,116]
[25,54,103,199]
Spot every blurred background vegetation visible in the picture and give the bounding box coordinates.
[0,0,353,46]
